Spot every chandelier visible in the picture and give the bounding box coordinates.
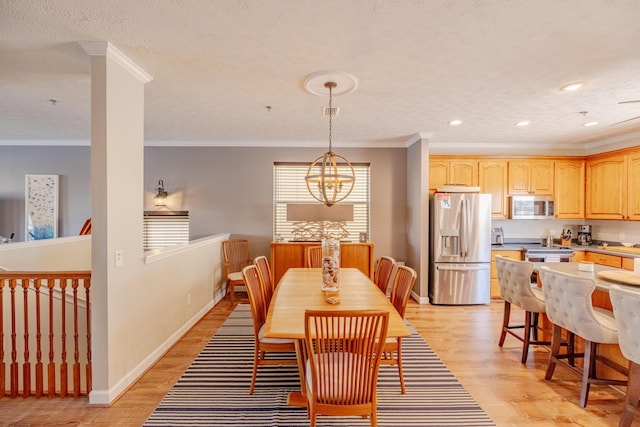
[305,81,356,207]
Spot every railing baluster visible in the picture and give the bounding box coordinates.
[59,278,68,398]
[47,277,55,398]
[85,278,92,395]
[9,278,18,397]
[34,278,44,397]
[72,278,80,397]
[21,277,31,397]
[0,278,5,398]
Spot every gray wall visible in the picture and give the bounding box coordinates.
[0,146,91,240]
[0,145,409,263]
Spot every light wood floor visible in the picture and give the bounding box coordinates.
[0,296,631,426]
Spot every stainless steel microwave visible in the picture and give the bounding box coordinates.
[509,195,555,219]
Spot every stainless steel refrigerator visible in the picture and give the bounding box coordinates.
[429,192,492,305]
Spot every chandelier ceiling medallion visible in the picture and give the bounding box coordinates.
[304,71,358,207]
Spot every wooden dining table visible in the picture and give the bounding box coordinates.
[264,267,411,406]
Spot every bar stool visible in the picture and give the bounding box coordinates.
[610,285,640,427]
[539,266,627,408]
[495,255,550,363]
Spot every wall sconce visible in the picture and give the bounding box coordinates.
[154,180,168,206]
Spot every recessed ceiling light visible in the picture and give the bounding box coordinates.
[560,82,584,91]
[584,121,599,127]
[448,120,462,126]
[515,121,530,127]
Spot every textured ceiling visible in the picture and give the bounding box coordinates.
[2,0,640,154]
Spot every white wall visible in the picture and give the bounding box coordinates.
[0,235,91,270]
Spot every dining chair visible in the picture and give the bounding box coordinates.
[254,255,274,316]
[241,264,296,394]
[609,285,640,427]
[222,239,252,305]
[380,264,416,394]
[306,245,323,268]
[495,255,550,363]
[304,309,389,427]
[373,255,395,296]
[539,266,627,408]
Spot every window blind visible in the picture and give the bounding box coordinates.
[143,211,189,251]
[273,163,370,242]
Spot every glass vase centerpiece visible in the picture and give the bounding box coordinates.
[321,238,340,292]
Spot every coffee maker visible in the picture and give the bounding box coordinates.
[577,225,592,246]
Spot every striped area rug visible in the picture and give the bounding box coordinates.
[145,305,495,426]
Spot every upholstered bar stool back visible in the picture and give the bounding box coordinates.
[539,267,626,408]
[495,255,548,363]
[610,285,640,427]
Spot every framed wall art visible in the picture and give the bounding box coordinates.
[25,174,59,241]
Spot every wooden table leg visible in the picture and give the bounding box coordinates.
[287,339,307,407]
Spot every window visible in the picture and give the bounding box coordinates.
[273,162,370,241]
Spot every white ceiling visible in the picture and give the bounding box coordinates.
[2,0,640,155]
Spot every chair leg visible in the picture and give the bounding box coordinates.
[545,324,562,380]
[580,341,596,408]
[249,347,259,394]
[620,361,640,427]
[498,301,511,347]
[522,311,532,363]
[532,312,540,341]
[230,283,235,305]
[396,338,406,394]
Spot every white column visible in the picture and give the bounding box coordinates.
[79,41,152,404]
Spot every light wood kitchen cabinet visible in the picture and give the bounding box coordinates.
[622,257,635,271]
[479,160,508,219]
[585,252,622,268]
[490,250,523,299]
[628,150,640,220]
[270,241,374,286]
[508,160,554,195]
[429,159,478,194]
[586,152,627,219]
[571,251,586,262]
[554,159,585,219]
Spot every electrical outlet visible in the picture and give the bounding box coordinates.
[187,294,191,305]
[619,233,626,241]
[115,250,124,267]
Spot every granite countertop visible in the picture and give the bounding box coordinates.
[491,242,640,258]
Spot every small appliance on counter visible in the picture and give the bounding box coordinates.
[577,225,592,246]
[491,227,504,245]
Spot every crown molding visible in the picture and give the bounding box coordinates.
[78,41,153,84]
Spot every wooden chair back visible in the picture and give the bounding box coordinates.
[306,245,323,268]
[304,309,389,426]
[254,255,273,314]
[242,265,267,334]
[389,265,417,319]
[374,256,396,295]
[222,239,252,277]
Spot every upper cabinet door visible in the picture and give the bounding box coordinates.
[627,150,640,220]
[508,160,553,195]
[429,159,478,194]
[586,154,627,219]
[554,160,585,219]
[449,161,478,187]
[479,160,508,219]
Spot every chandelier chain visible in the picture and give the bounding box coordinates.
[327,82,333,153]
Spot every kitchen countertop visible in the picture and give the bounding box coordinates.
[491,243,640,258]
[532,262,639,292]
